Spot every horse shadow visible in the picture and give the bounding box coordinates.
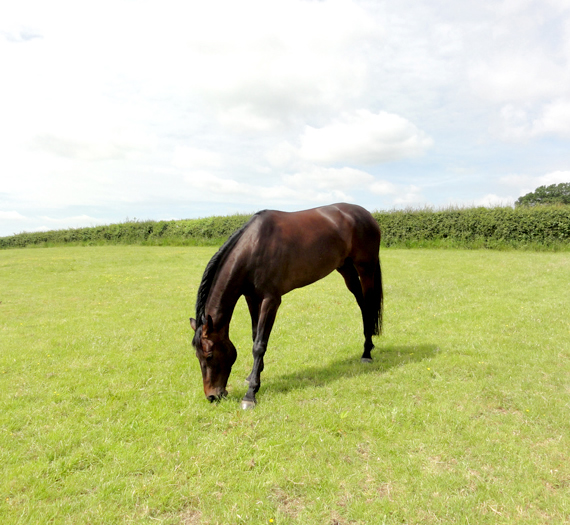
[231,344,439,400]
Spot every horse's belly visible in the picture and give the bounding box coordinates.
[278,249,345,295]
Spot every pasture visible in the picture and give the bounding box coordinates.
[1,246,569,524]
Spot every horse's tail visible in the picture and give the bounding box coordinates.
[372,258,383,336]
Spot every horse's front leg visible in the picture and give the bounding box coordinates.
[244,295,260,384]
[245,294,260,342]
[241,295,281,410]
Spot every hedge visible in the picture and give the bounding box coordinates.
[1,206,569,250]
[373,205,570,248]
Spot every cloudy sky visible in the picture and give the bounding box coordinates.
[1,0,570,237]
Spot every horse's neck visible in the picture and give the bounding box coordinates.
[206,255,244,332]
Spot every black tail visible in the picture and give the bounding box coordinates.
[373,259,383,336]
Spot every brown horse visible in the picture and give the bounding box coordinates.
[190,203,383,409]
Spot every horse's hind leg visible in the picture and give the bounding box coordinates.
[357,268,376,362]
[338,260,364,308]
[337,260,374,362]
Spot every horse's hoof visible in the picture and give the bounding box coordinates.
[241,399,256,410]
[361,357,373,363]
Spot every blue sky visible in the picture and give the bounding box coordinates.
[1,0,570,237]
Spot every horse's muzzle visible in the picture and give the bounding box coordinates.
[206,389,228,402]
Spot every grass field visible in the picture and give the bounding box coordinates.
[1,246,569,524]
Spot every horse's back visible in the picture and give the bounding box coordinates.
[239,203,380,294]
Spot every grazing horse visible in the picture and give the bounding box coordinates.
[190,203,383,409]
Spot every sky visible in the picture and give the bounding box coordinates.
[1,0,570,237]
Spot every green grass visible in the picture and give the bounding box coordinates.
[1,246,569,524]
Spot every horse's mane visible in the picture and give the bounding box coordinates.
[193,212,262,338]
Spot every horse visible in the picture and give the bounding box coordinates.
[190,202,383,409]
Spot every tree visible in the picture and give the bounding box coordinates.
[515,182,570,207]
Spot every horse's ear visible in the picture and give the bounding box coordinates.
[190,318,197,332]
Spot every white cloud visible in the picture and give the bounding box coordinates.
[183,0,376,130]
[392,185,425,206]
[298,110,433,165]
[0,211,26,220]
[370,180,398,195]
[470,55,567,105]
[182,165,413,206]
[30,134,130,162]
[539,170,570,185]
[532,100,570,138]
[500,170,570,197]
[496,104,532,140]
[37,214,109,228]
[266,142,298,168]
[172,147,223,170]
[466,1,570,143]
[0,213,111,236]
[216,106,284,133]
[496,99,570,140]
[184,171,352,204]
[474,194,515,207]
[283,166,374,191]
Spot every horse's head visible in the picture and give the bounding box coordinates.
[190,315,237,402]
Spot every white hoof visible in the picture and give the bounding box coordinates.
[241,399,256,410]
